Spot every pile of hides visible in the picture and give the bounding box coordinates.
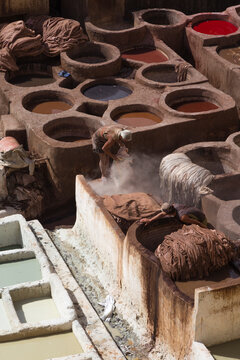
[159,153,214,207]
[0,17,87,71]
[102,192,161,233]
[155,224,239,281]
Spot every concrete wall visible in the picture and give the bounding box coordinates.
[194,283,240,346]
[0,0,49,17]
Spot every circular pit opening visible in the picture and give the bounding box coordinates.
[23,91,74,114]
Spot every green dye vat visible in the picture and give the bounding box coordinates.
[209,339,240,360]
[15,296,60,323]
[0,258,42,287]
[0,299,11,331]
[0,332,83,360]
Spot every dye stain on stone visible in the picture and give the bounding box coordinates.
[174,101,218,113]
[83,84,132,101]
[116,112,163,127]
[219,45,240,65]
[9,74,55,87]
[121,47,168,63]
[193,20,238,35]
[32,101,72,114]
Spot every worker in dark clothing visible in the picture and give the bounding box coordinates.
[140,202,208,228]
[92,125,132,178]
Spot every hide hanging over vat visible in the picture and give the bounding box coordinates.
[159,153,214,207]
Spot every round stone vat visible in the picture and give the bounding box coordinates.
[233,206,240,225]
[164,88,221,114]
[60,41,121,81]
[136,63,199,88]
[22,90,74,114]
[140,8,184,26]
[218,43,240,65]
[82,80,132,102]
[5,63,55,87]
[121,46,169,64]
[193,19,238,35]
[43,117,92,143]
[111,104,163,127]
[233,133,240,147]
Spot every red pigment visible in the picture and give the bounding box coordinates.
[193,20,238,35]
[121,48,168,63]
[174,101,218,113]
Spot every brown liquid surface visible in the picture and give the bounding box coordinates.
[174,101,218,113]
[219,46,240,65]
[9,74,55,87]
[116,111,163,127]
[56,136,88,142]
[176,265,240,299]
[74,55,106,64]
[32,101,72,114]
[122,48,168,63]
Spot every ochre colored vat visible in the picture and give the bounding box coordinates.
[9,74,55,87]
[0,332,83,360]
[116,111,163,127]
[0,258,42,287]
[219,45,240,65]
[209,338,240,360]
[176,265,239,299]
[15,296,60,323]
[121,47,168,63]
[32,101,72,114]
[83,84,132,101]
[174,101,218,113]
[193,20,238,35]
[0,299,11,331]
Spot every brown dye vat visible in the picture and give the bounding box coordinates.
[174,101,218,113]
[176,264,240,299]
[9,74,55,87]
[32,101,72,114]
[116,111,163,127]
[219,45,240,65]
[56,136,88,142]
[74,55,107,64]
[121,48,168,63]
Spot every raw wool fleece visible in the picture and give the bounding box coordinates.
[159,153,214,207]
[155,224,239,281]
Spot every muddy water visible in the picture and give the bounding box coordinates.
[174,101,218,113]
[121,47,168,63]
[32,101,72,114]
[0,332,83,360]
[176,265,240,299]
[116,111,163,127]
[74,55,106,64]
[219,46,240,65]
[0,258,42,287]
[9,74,55,87]
[0,299,11,330]
[193,20,238,35]
[83,84,132,101]
[15,296,60,323]
[209,338,240,360]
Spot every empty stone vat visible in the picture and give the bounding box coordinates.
[111,104,163,127]
[43,117,92,143]
[0,258,42,287]
[210,176,240,201]
[0,220,23,251]
[22,90,74,114]
[5,64,55,87]
[61,41,121,81]
[82,80,132,101]
[0,332,83,360]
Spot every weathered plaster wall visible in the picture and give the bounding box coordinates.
[0,0,49,17]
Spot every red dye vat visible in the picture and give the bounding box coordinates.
[121,47,168,63]
[174,101,218,113]
[193,20,238,35]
